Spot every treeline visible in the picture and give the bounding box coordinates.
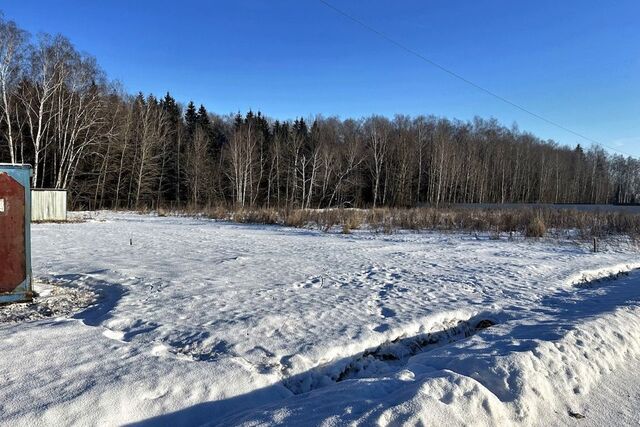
[1,14,639,210]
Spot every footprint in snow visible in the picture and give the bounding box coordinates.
[374,323,391,333]
[380,307,397,318]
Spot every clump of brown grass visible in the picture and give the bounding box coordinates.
[343,211,363,232]
[341,222,352,234]
[283,210,307,228]
[525,216,546,238]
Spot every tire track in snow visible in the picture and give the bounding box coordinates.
[280,311,499,395]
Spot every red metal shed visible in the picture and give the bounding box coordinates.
[0,164,32,303]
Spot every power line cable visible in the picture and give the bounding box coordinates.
[318,0,635,157]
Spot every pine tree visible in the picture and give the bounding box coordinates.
[160,92,184,202]
[256,111,271,144]
[293,117,308,140]
[196,104,210,129]
[245,109,255,124]
[233,112,243,130]
[161,92,181,124]
[185,101,198,137]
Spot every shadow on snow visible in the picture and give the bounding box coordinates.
[127,269,640,426]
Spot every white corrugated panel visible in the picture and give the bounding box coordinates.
[31,190,67,222]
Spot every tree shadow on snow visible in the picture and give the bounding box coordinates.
[507,269,640,343]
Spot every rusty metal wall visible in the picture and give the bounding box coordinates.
[32,189,67,222]
[0,164,32,303]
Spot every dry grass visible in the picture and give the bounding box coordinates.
[146,205,640,240]
[525,216,547,238]
[31,219,85,224]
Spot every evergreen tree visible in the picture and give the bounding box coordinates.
[245,109,255,125]
[196,104,211,129]
[293,117,308,140]
[256,111,271,143]
[134,92,146,106]
[161,92,181,124]
[185,101,198,137]
[233,112,243,130]
[160,92,184,202]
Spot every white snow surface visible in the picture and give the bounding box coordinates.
[1,212,640,426]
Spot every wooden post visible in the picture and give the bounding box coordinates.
[593,237,597,253]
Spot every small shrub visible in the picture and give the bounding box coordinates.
[204,205,228,220]
[341,222,352,234]
[284,210,307,228]
[500,212,517,232]
[245,209,279,224]
[382,218,396,234]
[525,216,546,238]
[343,212,363,231]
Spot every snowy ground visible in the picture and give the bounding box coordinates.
[1,212,640,426]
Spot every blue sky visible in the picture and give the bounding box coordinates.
[2,0,639,156]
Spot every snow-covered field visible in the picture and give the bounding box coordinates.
[1,212,640,426]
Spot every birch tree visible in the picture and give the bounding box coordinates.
[0,15,26,163]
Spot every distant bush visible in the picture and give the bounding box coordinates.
[341,222,352,234]
[343,212,363,233]
[525,216,546,238]
[283,210,307,228]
